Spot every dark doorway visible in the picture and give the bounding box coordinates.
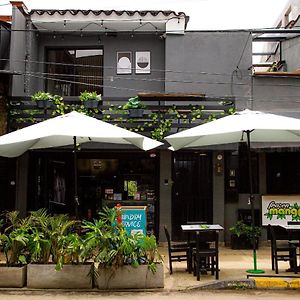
[0,158,16,212]
[172,151,213,241]
[266,152,300,194]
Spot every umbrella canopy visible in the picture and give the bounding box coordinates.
[166,109,300,150]
[0,111,162,157]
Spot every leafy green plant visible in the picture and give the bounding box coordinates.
[26,209,51,264]
[24,209,88,270]
[79,91,101,102]
[82,207,162,274]
[31,91,52,101]
[229,220,261,241]
[123,96,146,109]
[0,211,30,266]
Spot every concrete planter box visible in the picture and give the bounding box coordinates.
[95,263,164,290]
[0,265,27,287]
[27,264,93,289]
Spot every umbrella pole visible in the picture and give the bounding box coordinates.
[245,130,264,274]
[73,136,79,218]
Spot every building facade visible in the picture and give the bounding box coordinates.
[1,1,300,243]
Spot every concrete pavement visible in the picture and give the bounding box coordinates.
[159,243,300,290]
[0,243,300,292]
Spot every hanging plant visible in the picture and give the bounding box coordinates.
[31,91,53,109]
[79,91,102,109]
[123,96,146,118]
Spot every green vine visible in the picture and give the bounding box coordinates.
[12,94,235,140]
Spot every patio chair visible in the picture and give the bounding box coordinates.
[164,225,189,274]
[287,221,300,262]
[193,230,219,281]
[186,221,209,272]
[269,225,297,274]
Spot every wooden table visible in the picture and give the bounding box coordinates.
[181,224,224,273]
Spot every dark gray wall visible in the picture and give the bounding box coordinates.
[102,35,165,98]
[10,7,27,96]
[0,23,11,70]
[213,152,225,241]
[33,33,165,98]
[165,32,252,110]
[252,77,300,117]
[159,150,172,242]
[282,36,300,71]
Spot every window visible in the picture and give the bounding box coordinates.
[46,48,103,96]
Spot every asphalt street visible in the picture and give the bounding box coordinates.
[0,290,299,300]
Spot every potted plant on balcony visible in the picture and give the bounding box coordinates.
[79,91,102,108]
[229,220,261,250]
[31,91,53,108]
[0,211,30,287]
[123,96,146,118]
[82,207,164,289]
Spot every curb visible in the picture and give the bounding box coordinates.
[183,277,300,291]
[254,278,300,289]
[185,279,256,290]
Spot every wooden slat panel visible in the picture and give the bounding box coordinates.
[8,96,235,134]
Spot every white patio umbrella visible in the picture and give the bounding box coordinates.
[0,111,163,216]
[0,111,162,156]
[165,109,300,274]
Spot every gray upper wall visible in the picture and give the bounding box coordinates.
[9,10,300,117]
[14,32,165,98]
[0,23,11,70]
[102,34,165,98]
[252,76,300,117]
[10,6,27,96]
[281,36,300,71]
[165,32,252,109]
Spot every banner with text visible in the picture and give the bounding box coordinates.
[121,206,147,235]
[262,195,300,225]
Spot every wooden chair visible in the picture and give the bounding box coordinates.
[287,221,300,262]
[186,221,209,273]
[269,225,297,274]
[193,230,219,281]
[164,225,189,274]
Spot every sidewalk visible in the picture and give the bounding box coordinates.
[159,243,300,290]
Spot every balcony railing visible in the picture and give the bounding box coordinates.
[8,94,235,139]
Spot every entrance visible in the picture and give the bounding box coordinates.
[172,151,213,241]
[0,158,16,212]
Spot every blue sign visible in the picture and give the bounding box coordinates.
[121,206,147,235]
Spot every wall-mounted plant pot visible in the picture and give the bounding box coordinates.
[128,109,144,118]
[27,263,93,289]
[0,265,27,287]
[95,264,164,290]
[83,100,99,109]
[36,99,52,109]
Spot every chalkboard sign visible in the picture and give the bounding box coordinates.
[120,206,147,235]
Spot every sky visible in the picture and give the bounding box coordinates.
[0,0,290,30]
